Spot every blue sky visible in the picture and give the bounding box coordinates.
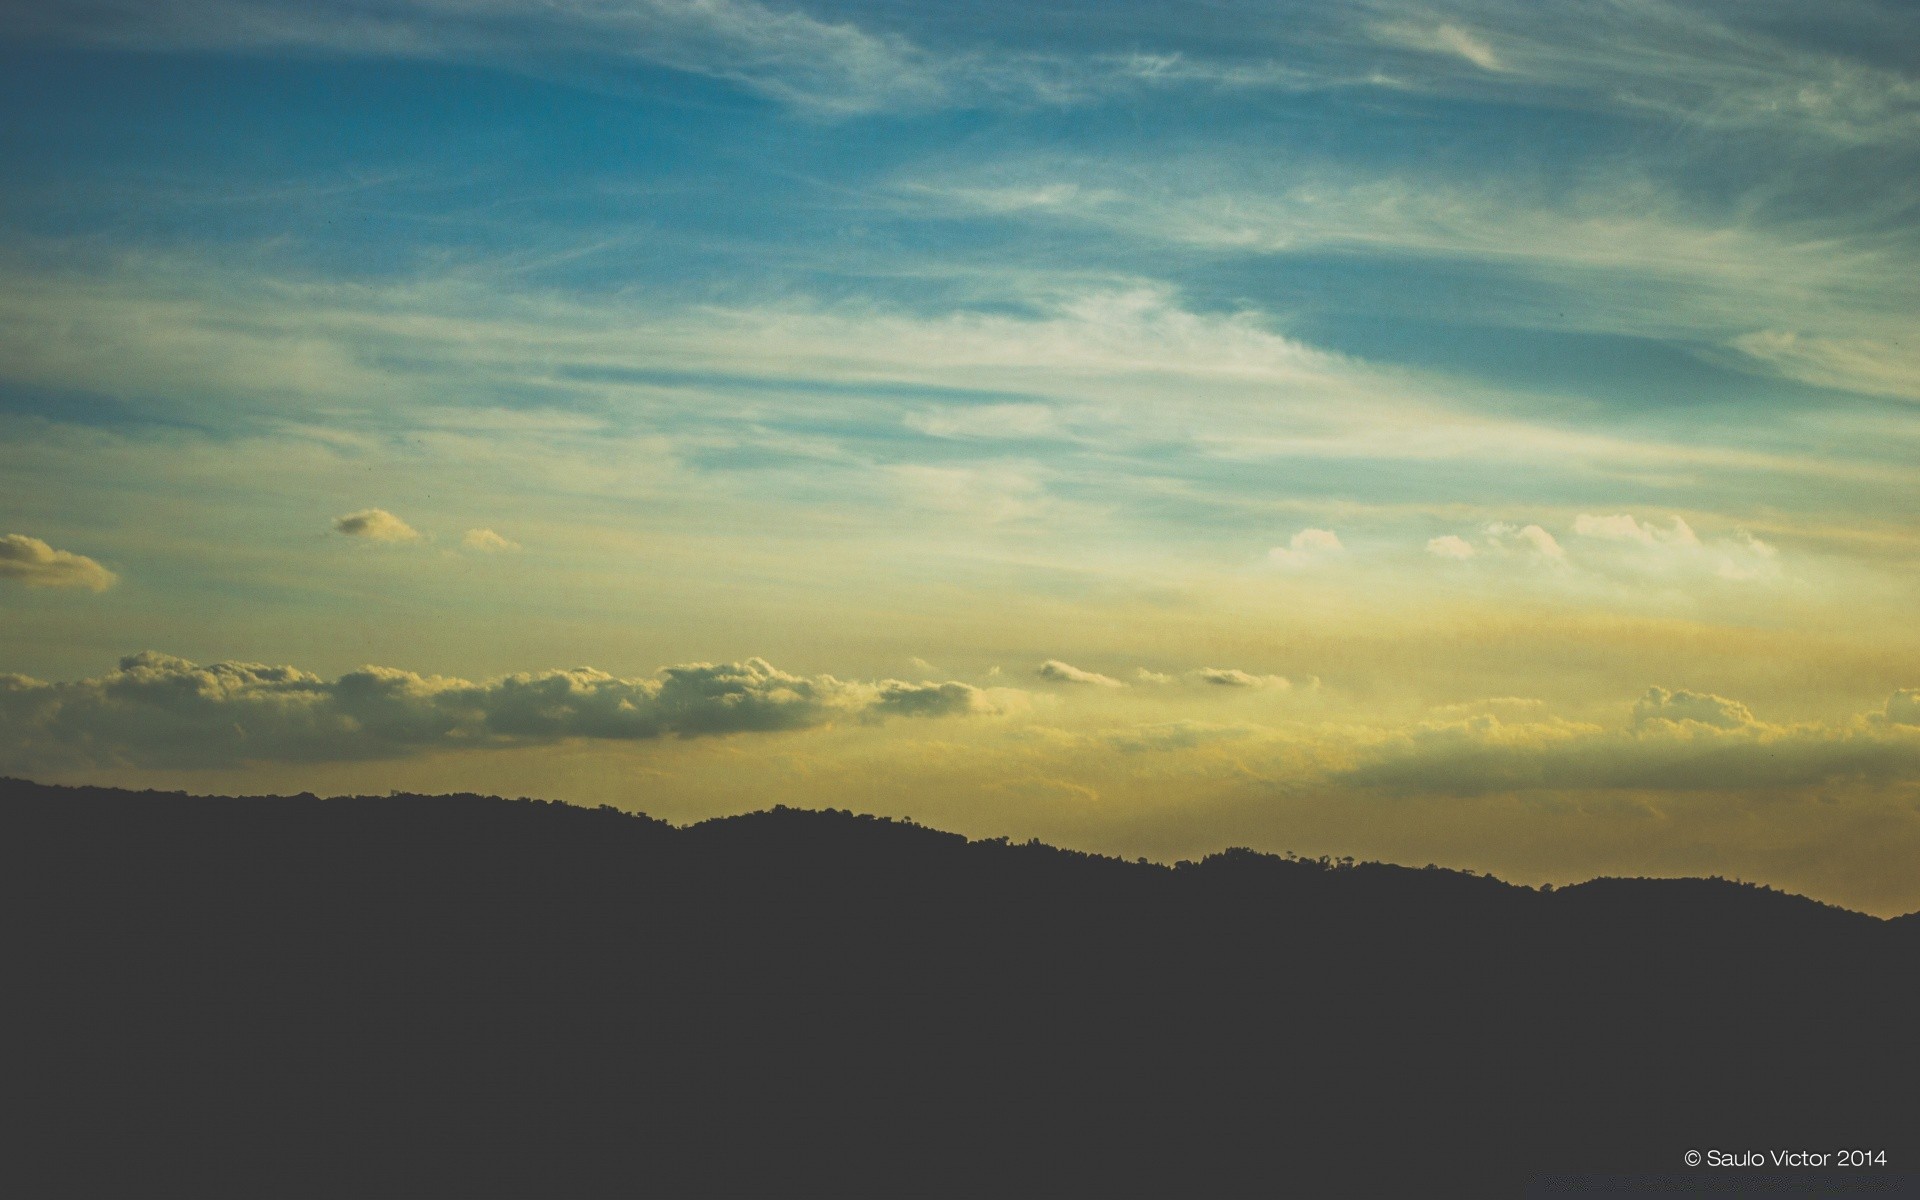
[3,0,1919,910]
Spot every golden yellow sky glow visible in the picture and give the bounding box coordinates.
[4,0,1919,912]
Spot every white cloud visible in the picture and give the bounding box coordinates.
[1426,534,1475,560]
[1134,668,1175,684]
[0,651,1017,770]
[903,403,1064,441]
[1373,21,1504,72]
[1036,660,1124,688]
[1573,513,1699,547]
[1268,527,1344,567]
[1485,521,1565,562]
[0,534,117,592]
[462,528,520,552]
[19,0,953,117]
[1571,513,1779,582]
[1631,685,1756,731]
[1356,0,1920,146]
[1192,667,1290,690]
[1730,331,1920,404]
[334,508,421,543]
[1712,532,1779,582]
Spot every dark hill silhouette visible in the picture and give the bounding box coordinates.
[4,777,1915,1198]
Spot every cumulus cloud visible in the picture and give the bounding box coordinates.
[1192,667,1290,690]
[1426,534,1475,560]
[1884,690,1920,727]
[1485,521,1565,562]
[0,534,117,591]
[1574,513,1699,547]
[1571,513,1778,581]
[1709,532,1780,582]
[0,652,1017,770]
[334,509,421,542]
[1036,660,1124,688]
[462,528,519,552]
[1631,686,1757,731]
[1268,528,1344,568]
[868,679,1006,720]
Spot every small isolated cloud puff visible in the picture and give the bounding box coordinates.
[1268,528,1343,568]
[1426,534,1475,561]
[1631,686,1757,731]
[462,528,519,552]
[335,509,421,543]
[1036,660,1124,688]
[1193,668,1290,690]
[0,534,117,591]
[0,652,1019,770]
[1135,668,1175,685]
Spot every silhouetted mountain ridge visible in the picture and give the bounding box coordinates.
[5,777,1915,1198]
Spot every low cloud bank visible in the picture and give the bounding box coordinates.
[1340,686,1920,796]
[0,652,1017,769]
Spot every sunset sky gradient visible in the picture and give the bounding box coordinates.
[3,0,1918,911]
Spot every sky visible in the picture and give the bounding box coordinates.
[2,0,1919,912]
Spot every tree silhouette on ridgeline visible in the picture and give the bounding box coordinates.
[4,777,1914,1197]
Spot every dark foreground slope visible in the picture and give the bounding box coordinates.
[5,778,1917,1198]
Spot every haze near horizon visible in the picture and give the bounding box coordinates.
[2,0,1918,912]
